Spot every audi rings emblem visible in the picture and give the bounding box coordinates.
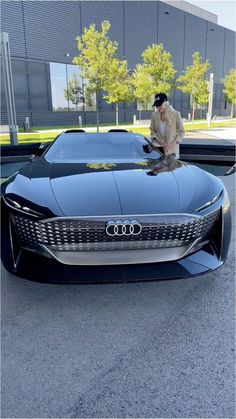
[106,220,142,236]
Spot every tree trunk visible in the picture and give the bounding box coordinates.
[192,104,195,125]
[96,91,99,132]
[139,108,142,124]
[116,103,119,127]
[231,103,234,118]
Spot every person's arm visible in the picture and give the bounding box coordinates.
[175,112,185,144]
[150,112,157,141]
[149,113,165,147]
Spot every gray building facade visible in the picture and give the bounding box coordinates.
[1,0,235,128]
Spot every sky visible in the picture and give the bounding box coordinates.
[186,0,236,31]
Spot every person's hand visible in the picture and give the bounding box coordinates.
[143,144,152,153]
[158,138,165,147]
[163,142,169,153]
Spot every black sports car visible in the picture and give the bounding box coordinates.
[1,131,231,283]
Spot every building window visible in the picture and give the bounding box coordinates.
[66,65,83,111]
[50,63,68,111]
[50,62,96,112]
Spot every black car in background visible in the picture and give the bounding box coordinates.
[1,131,231,283]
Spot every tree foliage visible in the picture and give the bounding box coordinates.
[104,59,133,126]
[73,20,118,131]
[133,64,152,121]
[141,43,176,95]
[84,84,95,109]
[177,52,210,121]
[104,59,133,104]
[222,69,236,117]
[64,74,83,109]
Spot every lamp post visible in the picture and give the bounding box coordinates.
[207,73,214,127]
[65,53,70,111]
[81,77,86,125]
[1,32,18,144]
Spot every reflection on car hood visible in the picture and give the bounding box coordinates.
[3,156,223,217]
[50,160,181,216]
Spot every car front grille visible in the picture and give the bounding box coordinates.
[12,210,220,252]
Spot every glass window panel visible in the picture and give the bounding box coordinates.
[50,63,68,111]
[67,64,83,111]
[67,64,96,111]
[84,88,96,112]
[45,132,161,162]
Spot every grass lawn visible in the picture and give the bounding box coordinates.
[1,119,235,145]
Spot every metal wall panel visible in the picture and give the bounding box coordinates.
[2,59,30,112]
[22,1,81,62]
[1,59,50,113]
[81,1,124,58]
[223,29,235,76]
[1,1,26,57]
[1,111,32,128]
[181,92,190,112]
[182,14,207,114]
[30,111,124,127]
[174,90,182,111]
[11,60,29,111]
[184,14,207,66]
[27,61,51,111]
[124,1,158,69]
[31,111,82,127]
[158,2,185,74]
[1,0,236,125]
[206,22,225,81]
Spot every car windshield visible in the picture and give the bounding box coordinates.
[45,132,161,162]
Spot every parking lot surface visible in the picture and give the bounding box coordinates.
[1,174,235,418]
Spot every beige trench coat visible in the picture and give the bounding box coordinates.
[150,108,185,156]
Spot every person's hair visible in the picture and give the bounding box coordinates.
[160,101,175,124]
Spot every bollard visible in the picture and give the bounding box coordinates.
[24,116,30,130]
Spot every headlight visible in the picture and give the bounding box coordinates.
[3,195,43,218]
[222,193,230,214]
[195,190,223,212]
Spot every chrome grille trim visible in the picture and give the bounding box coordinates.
[12,210,220,256]
[40,239,202,265]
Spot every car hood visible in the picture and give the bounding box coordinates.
[4,157,223,217]
[48,158,223,216]
[49,161,180,216]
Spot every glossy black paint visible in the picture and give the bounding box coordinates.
[2,157,224,217]
[7,244,222,284]
[1,132,231,283]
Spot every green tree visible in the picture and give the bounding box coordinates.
[133,64,153,122]
[84,84,95,110]
[141,43,176,95]
[104,59,133,127]
[222,69,236,118]
[196,80,209,118]
[73,20,118,131]
[177,52,210,122]
[64,74,83,110]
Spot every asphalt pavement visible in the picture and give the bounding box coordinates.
[1,174,235,418]
[200,127,236,144]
